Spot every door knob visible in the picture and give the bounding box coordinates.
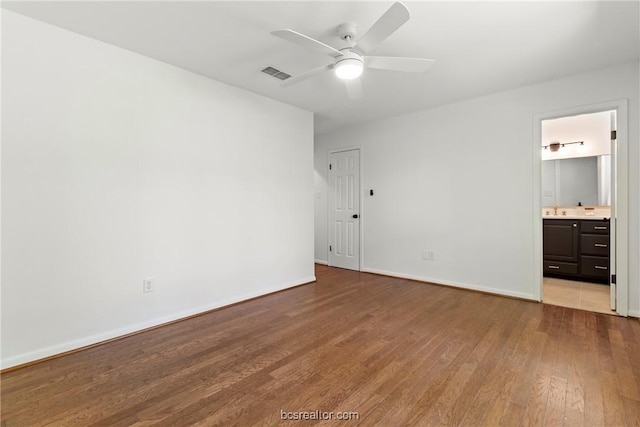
[352,214,359,219]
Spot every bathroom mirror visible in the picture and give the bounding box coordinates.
[542,155,611,206]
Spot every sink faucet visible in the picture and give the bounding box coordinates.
[553,206,558,216]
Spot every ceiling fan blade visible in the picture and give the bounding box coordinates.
[271,29,342,58]
[365,56,435,72]
[281,63,334,87]
[353,2,410,54]
[345,78,363,100]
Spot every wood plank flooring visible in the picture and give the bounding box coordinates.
[2,264,640,426]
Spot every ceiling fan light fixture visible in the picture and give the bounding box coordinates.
[335,58,363,80]
[270,2,434,95]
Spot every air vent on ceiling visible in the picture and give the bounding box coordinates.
[261,66,291,81]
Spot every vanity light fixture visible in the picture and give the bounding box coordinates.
[577,141,587,152]
[542,140,584,152]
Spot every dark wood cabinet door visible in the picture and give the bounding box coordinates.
[543,220,579,263]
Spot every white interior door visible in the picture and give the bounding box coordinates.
[328,149,360,271]
[610,112,617,310]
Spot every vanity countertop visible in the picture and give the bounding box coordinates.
[543,216,610,220]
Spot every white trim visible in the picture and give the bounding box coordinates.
[362,268,536,301]
[609,110,618,311]
[532,115,543,302]
[532,99,629,316]
[1,276,316,370]
[359,146,365,272]
[615,101,630,317]
[628,309,640,318]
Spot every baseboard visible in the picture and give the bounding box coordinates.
[361,268,537,301]
[1,276,316,371]
[314,259,328,265]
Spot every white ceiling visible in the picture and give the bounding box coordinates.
[3,1,639,135]
[542,111,611,160]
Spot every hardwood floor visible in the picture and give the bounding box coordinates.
[2,265,640,426]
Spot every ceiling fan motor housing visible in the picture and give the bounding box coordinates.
[337,49,362,61]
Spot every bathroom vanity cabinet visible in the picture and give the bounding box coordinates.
[543,218,610,283]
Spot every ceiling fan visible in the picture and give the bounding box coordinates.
[270,2,435,99]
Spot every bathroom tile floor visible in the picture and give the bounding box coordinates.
[543,277,614,315]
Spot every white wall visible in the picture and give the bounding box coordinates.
[1,11,314,369]
[315,62,639,314]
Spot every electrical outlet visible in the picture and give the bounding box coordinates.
[422,250,436,261]
[143,277,154,293]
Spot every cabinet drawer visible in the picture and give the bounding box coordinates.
[581,220,610,234]
[543,260,578,275]
[580,256,609,278]
[581,234,610,256]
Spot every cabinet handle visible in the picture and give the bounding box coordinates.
[594,226,607,230]
[548,265,560,269]
[594,266,608,270]
[573,223,577,227]
[594,243,608,248]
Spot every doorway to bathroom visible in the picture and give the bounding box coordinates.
[536,105,628,316]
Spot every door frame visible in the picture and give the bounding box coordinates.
[532,99,629,316]
[327,147,363,271]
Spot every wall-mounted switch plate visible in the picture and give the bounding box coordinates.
[143,278,154,293]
